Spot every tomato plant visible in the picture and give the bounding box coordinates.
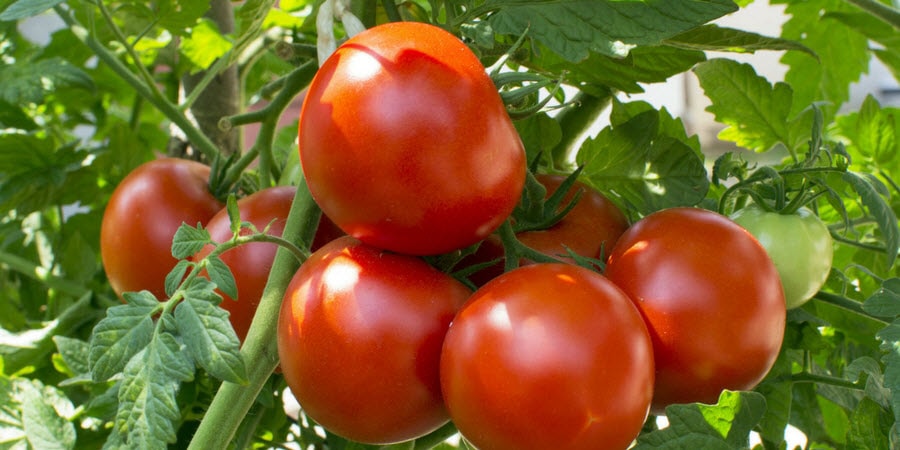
[100,158,223,299]
[192,186,343,342]
[731,205,834,309]
[440,263,654,450]
[463,173,629,285]
[298,21,526,256]
[277,236,470,444]
[605,207,786,412]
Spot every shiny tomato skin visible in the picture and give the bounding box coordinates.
[604,207,786,413]
[299,22,526,255]
[464,174,630,285]
[193,186,344,342]
[101,158,223,299]
[277,236,471,444]
[440,264,654,450]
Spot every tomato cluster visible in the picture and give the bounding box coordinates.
[275,21,788,450]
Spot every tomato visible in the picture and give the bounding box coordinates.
[440,264,654,450]
[101,158,223,299]
[462,174,629,285]
[298,21,526,255]
[731,205,834,309]
[604,207,785,413]
[277,236,470,444]
[192,186,344,342]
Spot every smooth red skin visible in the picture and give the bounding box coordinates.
[604,207,786,413]
[193,186,344,342]
[463,174,629,286]
[440,264,654,450]
[277,236,471,444]
[100,158,223,299]
[299,22,526,255]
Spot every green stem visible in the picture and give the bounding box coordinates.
[790,372,864,390]
[0,250,89,298]
[187,180,322,450]
[54,6,222,161]
[830,232,887,253]
[96,1,166,103]
[411,422,459,449]
[812,291,889,325]
[549,91,613,170]
[845,0,900,30]
[382,0,403,22]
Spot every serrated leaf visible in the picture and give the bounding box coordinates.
[205,255,238,300]
[184,277,224,305]
[856,95,897,167]
[577,110,709,215]
[634,391,767,449]
[165,259,192,298]
[514,113,562,166]
[52,336,90,378]
[155,0,209,32]
[113,333,193,448]
[171,223,211,259]
[665,24,815,56]
[693,58,793,152]
[863,278,900,318]
[17,379,76,450]
[842,171,899,267]
[181,18,233,72]
[485,0,738,61]
[0,0,65,21]
[174,297,247,384]
[89,303,156,382]
[0,57,94,104]
[847,397,892,450]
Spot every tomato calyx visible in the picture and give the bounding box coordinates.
[511,167,585,233]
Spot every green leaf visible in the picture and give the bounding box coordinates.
[863,278,900,318]
[181,18,233,72]
[485,0,738,61]
[693,58,794,153]
[634,391,767,449]
[52,336,90,378]
[226,194,241,235]
[856,95,897,167]
[842,172,899,267]
[171,223,211,259]
[17,379,76,450]
[577,110,709,215]
[88,299,157,382]
[205,255,238,301]
[846,397,892,450]
[165,259,192,298]
[665,24,815,56]
[113,333,194,448]
[0,0,65,21]
[0,57,94,104]
[514,113,562,166]
[174,297,247,384]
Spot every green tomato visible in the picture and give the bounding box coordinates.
[731,205,834,309]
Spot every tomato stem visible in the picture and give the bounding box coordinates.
[812,291,889,325]
[550,92,613,170]
[187,180,322,450]
[790,372,865,391]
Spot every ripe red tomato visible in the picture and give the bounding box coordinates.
[604,207,785,413]
[440,264,654,450]
[462,174,629,286]
[101,158,223,299]
[277,236,470,444]
[192,186,344,342]
[299,21,526,255]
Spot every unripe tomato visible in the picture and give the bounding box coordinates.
[277,236,470,444]
[299,21,526,255]
[441,264,654,450]
[192,186,344,342]
[731,205,834,309]
[100,158,223,299]
[605,207,785,413]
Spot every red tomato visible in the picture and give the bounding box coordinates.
[299,21,526,255]
[192,186,344,342]
[440,264,654,450]
[604,207,785,413]
[277,236,470,444]
[462,174,629,286]
[100,158,223,299]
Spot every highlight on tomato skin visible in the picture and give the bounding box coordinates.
[277,235,471,445]
[298,21,527,256]
[604,207,786,414]
[440,263,654,450]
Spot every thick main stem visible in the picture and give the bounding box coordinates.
[188,181,322,449]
